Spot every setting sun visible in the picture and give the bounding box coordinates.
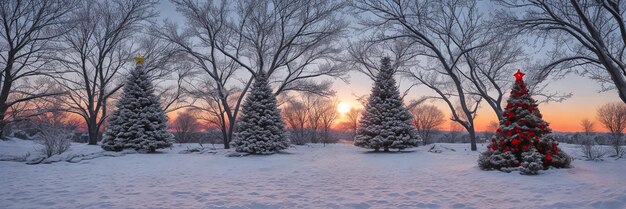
[337,102,351,114]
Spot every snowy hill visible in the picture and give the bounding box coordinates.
[1,139,625,209]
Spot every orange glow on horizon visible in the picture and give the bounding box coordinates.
[327,97,612,133]
[161,92,613,134]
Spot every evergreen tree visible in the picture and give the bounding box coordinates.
[231,71,289,154]
[354,57,420,151]
[478,70,571,175]
[101,57,173,153]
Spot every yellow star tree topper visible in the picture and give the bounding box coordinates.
[134,55,145,64]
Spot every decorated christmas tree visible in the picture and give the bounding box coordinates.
[354,57,421,151]
[230,71,289,154]
[478,70,571,175]
[101,56,173,153]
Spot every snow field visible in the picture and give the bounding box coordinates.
[1,140,625,209]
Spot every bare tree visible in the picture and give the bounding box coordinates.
[0,78,68,136]
[352,0,574,150]
[461,35,525,120]
[580,118,596,136]
[157,0,348,149]
[447,120,465,143]
[485,120,500,133]
[282,100,309,145]
[53,0,158,145]
[483,120,500,142]
[31,93,79,157]
[410,104,445,145]
[597,102,626,157]
[0,0,76,137]
[172,109,200,144]
[35,123,73,158]
[580,135,607,161]
[184,74,242,148]
[306,96,324,144]
[344,107,362,140]
[29,87,80,131]
[353,0,497,151]
[499,1,626,103]
[282,93,342,144]
[318,99,339,146]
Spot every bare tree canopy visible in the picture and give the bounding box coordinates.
[596,102,626,157]
[410,104,445,145]
[319,99,339,144]
[580,118,596,136]
[0,0,619,153]
[159,0,349,148]
[282,93,339,145]
[282,98,310,145]
[597,102,626,135]
[0,0,77,137]
[346,39,421,81]
[344,107,362,140]
[352,0,498,151]
[350,0,576,151]
[53,0,158,145]
[499,0,626,103]
[172,109,200,144]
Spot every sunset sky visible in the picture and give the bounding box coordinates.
[157,1,620,133]
[334,70,620,132]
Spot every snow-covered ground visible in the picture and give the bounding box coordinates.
[1,139,625,209]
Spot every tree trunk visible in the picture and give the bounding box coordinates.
[222,135,230,149]
[422,130,430,145]
[0,104,9,138]
[612,133,624,157]
[220,125,230,149]
[603,62,626,104]
[0,61,13,138]
[469,128,477,151]
[0,113,6,138]
[87,124,99,145]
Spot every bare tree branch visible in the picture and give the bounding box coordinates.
[498,0,626,103]
[0,0,77,137]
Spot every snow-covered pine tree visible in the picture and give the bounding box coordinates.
[478,70,571,175]
[101,56,173,153]
[230,71,289,154]
[354,57,420,151]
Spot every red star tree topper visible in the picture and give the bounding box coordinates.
[479,69,570,175]
[513,69,524,81]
